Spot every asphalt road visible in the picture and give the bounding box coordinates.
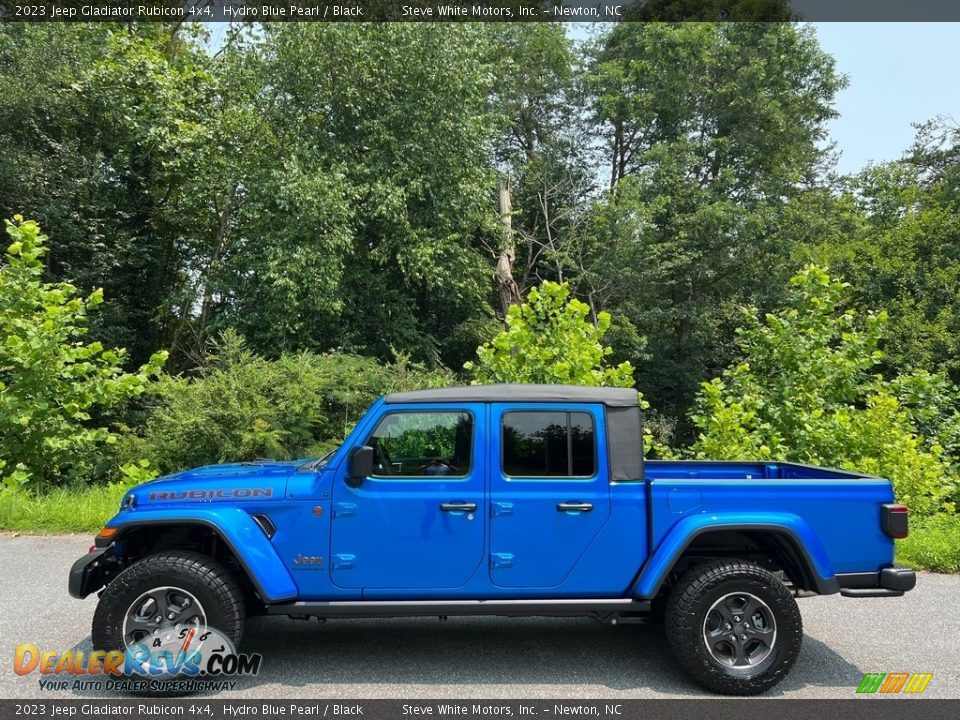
[1,534,957,699]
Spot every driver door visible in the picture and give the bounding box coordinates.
[330,405,486,591]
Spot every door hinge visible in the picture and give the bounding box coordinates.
[333,502,357,518]
[332,554,356,570]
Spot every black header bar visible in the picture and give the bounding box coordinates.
[0,700,956,720]
[3,0,960,23]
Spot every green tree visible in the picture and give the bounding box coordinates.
[225,24,501,369]
[465,281,634,387]
[0,218,165,489]
[584,23,844,429]
[690,266,956,516]
[485,24,595,309]
[0,24,503,372]
[0,24,220,368]
[802,122,960,386]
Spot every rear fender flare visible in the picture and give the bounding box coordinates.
[106,507,298,602]
[633,513,838,598]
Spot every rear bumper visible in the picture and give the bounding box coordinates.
[837,566,917,598]
[68,547,111,599]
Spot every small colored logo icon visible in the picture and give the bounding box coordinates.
[857,673,933,694]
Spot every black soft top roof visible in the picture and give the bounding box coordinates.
[384,383,640,407]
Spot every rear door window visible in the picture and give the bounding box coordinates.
[502,411,596,478]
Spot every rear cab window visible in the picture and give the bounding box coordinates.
[502,410,596,478]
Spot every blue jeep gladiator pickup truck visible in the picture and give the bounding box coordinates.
[70,384,916,694]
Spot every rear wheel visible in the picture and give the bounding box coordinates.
[665,559,802,695]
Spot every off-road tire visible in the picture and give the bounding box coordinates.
[91,551,245,654]
[665,558,802,695]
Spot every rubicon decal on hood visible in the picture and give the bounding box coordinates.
[148,488,274,501]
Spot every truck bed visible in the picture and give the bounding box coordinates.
[637,460,895,593]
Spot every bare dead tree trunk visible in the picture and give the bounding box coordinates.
[495,175,521,317]
[610,119,629,189]
[586,291,599,328]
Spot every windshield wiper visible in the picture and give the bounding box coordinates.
[299,448,337,471]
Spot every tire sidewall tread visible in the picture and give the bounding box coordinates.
[665,558,803,695]
[91,550,245,656]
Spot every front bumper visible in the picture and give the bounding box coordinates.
[68,547,112,599]
[837,566,917,598]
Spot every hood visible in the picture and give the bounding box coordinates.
[128,459,301,505]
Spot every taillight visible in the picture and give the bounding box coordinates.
[882,504,909,539]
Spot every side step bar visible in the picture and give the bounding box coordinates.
[265,598,651,619]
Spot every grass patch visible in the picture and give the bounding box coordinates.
[897,513,960,573]
[0,485,126,533]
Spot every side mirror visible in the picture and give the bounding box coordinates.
[346,445,374,487]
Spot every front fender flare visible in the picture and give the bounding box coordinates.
[106,507,298,602]
[633,512,838,599]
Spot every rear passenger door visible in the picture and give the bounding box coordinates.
[489,404,611,589]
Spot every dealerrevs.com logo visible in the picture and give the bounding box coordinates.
[856,673,933,694]
[14,626,262,694]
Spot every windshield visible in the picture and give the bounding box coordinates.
[298,447,338,471]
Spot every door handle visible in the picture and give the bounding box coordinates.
[440,502,477,512]
[557,502,593,512]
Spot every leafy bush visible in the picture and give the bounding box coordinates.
[690,266,957,516]
[465,281,635,387]
[889,369,960,462]
[125,331,453,474]
[113,459,158,489]
[0,217,164,490]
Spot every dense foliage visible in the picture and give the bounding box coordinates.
[125,331,453,475]
[1,23,959,547]
[690,266,957,516]
[583,23,843,422]
[0,218,163,490]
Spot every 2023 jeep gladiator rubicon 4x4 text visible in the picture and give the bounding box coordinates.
[70,384,916,694]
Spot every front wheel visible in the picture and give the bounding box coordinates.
[91,551,245,662]
[665,559,802,695]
